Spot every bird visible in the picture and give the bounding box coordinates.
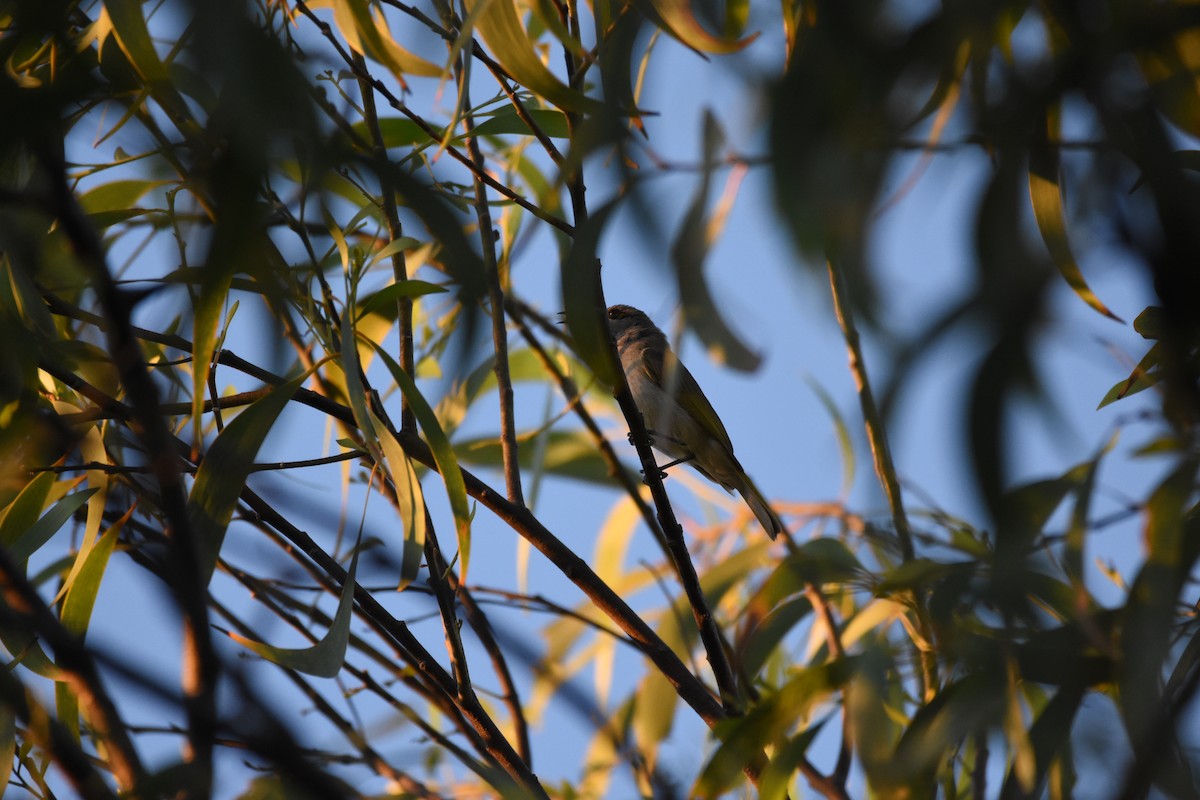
[606,304,784,539]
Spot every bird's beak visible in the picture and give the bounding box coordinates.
[555,311,566,326]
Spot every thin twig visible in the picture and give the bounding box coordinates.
[354,51,417,433]
[458,57,525,507]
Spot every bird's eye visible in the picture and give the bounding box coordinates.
[607,309,618,319]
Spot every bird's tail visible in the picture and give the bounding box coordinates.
[738,477,784,540]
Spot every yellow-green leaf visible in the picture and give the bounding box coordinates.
[368,342,468,583]
[369,409,427,589]
[1028,108,1122,323]
[463,0,607,114]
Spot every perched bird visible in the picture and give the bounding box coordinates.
[606,304,784,539]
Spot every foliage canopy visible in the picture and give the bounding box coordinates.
[1,0,1199,797]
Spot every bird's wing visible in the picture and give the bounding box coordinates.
[644,349,736,455]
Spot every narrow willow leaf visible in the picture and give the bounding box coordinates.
[1119,459,1198,746]
[369,410,427,589]
[338,299,375,452]
[632,670,676,758]
[78,179,163,215]
[102,0,195,126]
[191,259,237,450]
[368,341,469,582]
[759,723,827,800]
[366,237,424,267]
[7,490,98,564]
[470,108,570,139]
[673,112,761,371]
[60,510,127,637]
[1028,108,1122,322]
[455,429,618,485]
[593,496,641,585]
[57,682,80,743]
[893,673,1004,787]
[462,0,607,114]
[188,373,307,582]
[48,402,110,605]
[348,117,434,148]
[230,545,361,678]
[322,0,442,78]
[1097,342,1161,409]
[806,377,855,497]
[739,595,812,680]
[696,660,854,797]
[999,685,1084,799]
[1005,659,1037,793]
[0,471,56,547]
[359,280,447,317]
[634,0,757,54]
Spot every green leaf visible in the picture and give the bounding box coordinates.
[673,111,761,371]
[0,471,56,548]
[77,179,163,215]
[739,595,812,679]
[368,341,470,583]
[60,512,126,637]
[455,429,619,485]
[1028,107,1122,323]
[102,0,196,128]
[188,373,307,582]
[471,108,570,139]
[348,117,437,148]
[7,489,98,564]
[892,673,1005,786]
[359,279,447,318]
[230,545,361,678]
[1097,342,1161,408]
[0,701,13,794]
[695,659,856,797]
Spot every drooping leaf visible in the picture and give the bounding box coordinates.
[1028,107,1122,322]
[323,0,442,78]
[673,111,761,371]
[369,410,427,589]
[632,0,757,55]
[461,0,607,114]
[368,343,463,582]
[102,0,197,127]
[230,545,361,678]
[188,373,308,582]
